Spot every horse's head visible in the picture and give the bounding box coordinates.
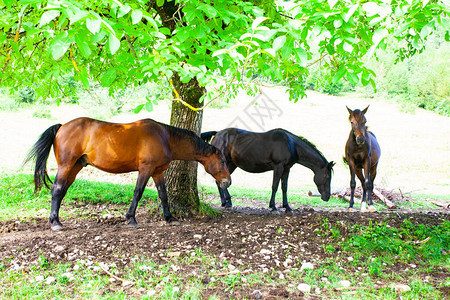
[314,161,335,201]
[347,105,369,145]
[202,147,232,189]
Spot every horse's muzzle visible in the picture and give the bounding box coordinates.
[356,136,365,145]
[220,179,231,189]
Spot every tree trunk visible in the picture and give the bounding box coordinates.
[165,73,205,218]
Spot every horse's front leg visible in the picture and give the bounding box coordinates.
[348,160,357,211]
[281,169,292,212]
[355,168,367,211]
[269,167,283,214]
[152,172,179,225]
[126,171,151,227]
[216,181,232,208]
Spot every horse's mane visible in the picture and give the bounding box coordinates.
[285,130,328,164]
[161,123,219,156]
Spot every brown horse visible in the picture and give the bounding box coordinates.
[24,117,231,230]
[344,106,381,212]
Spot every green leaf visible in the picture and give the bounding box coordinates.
[118,5,131,18]
[86,18,101,35]
[295,48,308,63]
[39,10,60,27]
[4,0,14,9]
[143,15,158,29]
[372,28,387,47]
[252,17,267,30]
[156,0,164,7]
[411,36,421,50]
[328,0,338,9]
[419,23,432,39]
[51,33,70,60]
[75,34,91,58]
[131,9,143,25]
[145,99,153,112]
[332,66,347,84]
[343,5,358,23]
[212,49,229,57]
[343,42,353,53]
[79,69,90,89]
[346,72,359,85]
[108,33,120,55]
[273,36,286,52]
[70,10,89,24]
[101,68,117,87]
[334,19,343,28]
[134,104,145,114]
[262,48,276,57]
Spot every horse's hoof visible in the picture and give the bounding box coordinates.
[360,203,367,212]
[166,216,181,226]
[348,207,355,212]
[127,217,138,228]
[270,209,280,215]
[285,208,294,215]
[169,220,181,226]
[127,222,138,228]
[51,224,63,231]
[368,205,376,212]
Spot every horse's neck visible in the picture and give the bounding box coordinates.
[170,138,199,161]
[294,142,326,172]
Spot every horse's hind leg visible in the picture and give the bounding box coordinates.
[366,164,378,212]
[50,163,83,230]
[269,167,283,214]
[125,171,152,227]
[152,172,179,225]
[281,169,292,212]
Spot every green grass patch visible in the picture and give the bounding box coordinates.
[343,219,450,263]
[200,185,350,209]
[0,172,159,220]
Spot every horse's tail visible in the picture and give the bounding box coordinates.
[23,124,62,192]
[201,131,218,143]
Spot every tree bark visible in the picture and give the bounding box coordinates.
[165,72,205,218]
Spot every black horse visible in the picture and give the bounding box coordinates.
[201,128,335,212]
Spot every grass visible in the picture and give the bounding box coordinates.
[1,173,449,299]
[1,173,445,221]
[0,172,159,221]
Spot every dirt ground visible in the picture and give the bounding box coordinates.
[0,199,449,299]
[0,89,449,298]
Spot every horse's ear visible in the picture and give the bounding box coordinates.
[346,106,353,115]
[362,105,369,114]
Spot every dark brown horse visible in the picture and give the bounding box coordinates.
[24,117,231,230]
[344,106,381,212]
[202,128,335,212]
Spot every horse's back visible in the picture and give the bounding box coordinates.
[54,117,169,173]
[214,128,296,172]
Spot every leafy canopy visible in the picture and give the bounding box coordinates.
[0,0,448,104]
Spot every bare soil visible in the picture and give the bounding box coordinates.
[1,197,449,299]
